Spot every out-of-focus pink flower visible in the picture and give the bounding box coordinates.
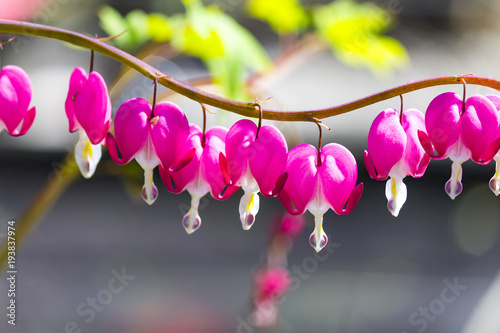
[0,0,48,20]
[65,67,111,178]
[160,124,238,233]
[364,108,430,216]
[0,65,36,137]
[254,267,291,304]
[220,119,288,230]
[418,92,500,199]
[279,143,363,252]
[251,267,291,328]
[107,98,189,205]
[271,212,305,241]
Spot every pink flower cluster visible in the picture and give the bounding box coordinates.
[365,92,500,217]
[62,66,364,252]
[5,64,500,252]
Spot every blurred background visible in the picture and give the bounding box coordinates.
[1,0,500,332]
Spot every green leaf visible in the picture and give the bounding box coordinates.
[313,0,409,74]
[247,0,308,33]
[98,5,134,50]
[125,10,149,46]
[98,6,150,50]
[171,4,272,98]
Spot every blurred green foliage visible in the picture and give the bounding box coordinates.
[247,0,308,33]
[313,0,408,74]
[98,0,409,99]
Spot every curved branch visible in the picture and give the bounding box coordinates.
[1,20,500,121]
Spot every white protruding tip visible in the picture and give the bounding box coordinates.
[239,191,260,230]
[385,177,407,217]
[310,215,328,252]
[445,161,463,200]
[182,195,202,234]
[489,159,500,196]
[141,169,158,205]
[74,131,102,179]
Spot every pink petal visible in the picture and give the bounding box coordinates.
[367,109,406,179]
[319,143,359,214]
[270,171,288,196]
[249,125,288,197]
[112,98,150,164]
[417,130,442,159]
[73,71,112,144]
[225,119,257,185]
[170,147,196,172]
[461,95,500,163]
[202,126,239,200]
[9,106,36,137]
[219,152,232,186]
[279,144,318,215]
[151,101,189,169]
[64,67,87,133]
[401,108,429,177]
[161,124,203,193]
[363,150,387,181]
[0,65,33,134]
[424,92,462,158]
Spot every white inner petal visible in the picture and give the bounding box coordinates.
[182,194,202,234]
[142,168,158,205]
[385,177,407,217]
[489,153,500,196]
[135,132,161,171]
[445,160,463,200]
[74,131,102,179]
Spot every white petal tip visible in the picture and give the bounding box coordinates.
[385,178,406,218]
[489,177,500,196]
[241,214,255,230]
[445,179,462,200]
[141,183,158,205]
[387,200,401,217]
[74,135,101,179]
[310,215,328,252]
[309,232,328,252]
[182,212,201,234]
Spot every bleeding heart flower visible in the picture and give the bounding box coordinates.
[364,108,430,216]
[418,92,500,199]
[65,67,111,178]
[278,143,363,252]
[220,119,288,230]
[0,65,36,136]
[251,267,291,328]
[106,98,190,205]
[484,95,500,196]
[159,124,238,234]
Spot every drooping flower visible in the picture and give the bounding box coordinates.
[364,108,430,216]
[418,92,500,199]
[278,143,363,252]
[65,67,111,178]
[220,119,288,230]
[159,124,238,234]
[0,65,36,136]
[106,98,190,205]
[251,267,291,327]
[483,95,500,196]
